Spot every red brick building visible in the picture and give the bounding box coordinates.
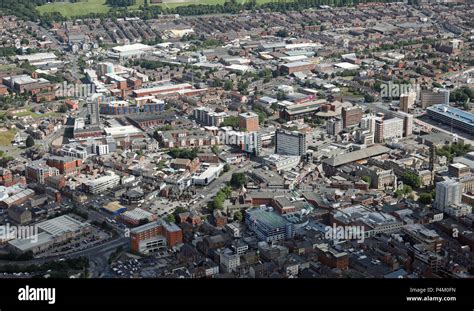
[130,221,183,254]
[239,112,259,132]
[46,156,82,175]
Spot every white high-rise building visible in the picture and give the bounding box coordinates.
[87,101,100,125]
[375,117,404,143]
[435,179,461,211]
[275,129,307,156]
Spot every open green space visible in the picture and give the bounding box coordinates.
[0,128,17,146]
[37,0,283,17]
[12,110,60,119]
[37,0,111,17]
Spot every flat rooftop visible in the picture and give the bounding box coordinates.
[323,145,391,167]
[427,104,474,124]
[37,215,90,237]
[247,208,289,228]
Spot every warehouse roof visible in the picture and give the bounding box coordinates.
[247,208,289,228]
[37,215,90,237]
[322,145,391,167]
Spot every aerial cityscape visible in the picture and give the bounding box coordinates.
[0,0,473,283]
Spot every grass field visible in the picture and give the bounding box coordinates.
[0,128,16,146]
[0,64,17,73]
[37,0,278,17]
[12,110,59,119]
[37,0,111,17]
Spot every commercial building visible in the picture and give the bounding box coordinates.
[108,43,155,59]
[2,74,55,102]
[331,205,402,238]
[322,145,391,174]
[426,104,474,134]
[99,99,165,115]
[219,248,241,273]
[8,206,32,225]
[0,188,35,209]
[171,158,200,172]
[130,220,183,254]
[8,215,91,254]
[435,179,461,211]
[121,208,156,226]
[245,208,295,242]
[101,201,127,216]
[126,113,177,131]
[280,61,316,74]
[192,164,224,186]
[280,100,325,121]
[402,224,444,253]
[45,156,82,175]
[132,83,193,98]
[83,171,121,194]
[121,189,145,205]
[448,163,470,178]
[341,106,363,129]
[262,154,301,171]
[275,129,307,156]
[26,160,60,184]
[420,89,449,108]
[239,112,260,132]
[375,117,404,143]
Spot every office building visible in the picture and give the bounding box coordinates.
[45,156,82,175]
[219,248,241,273]
[26,160,60,184]
[275,129,307,156]
[281,99,325,121]
[421,89,449,108]
[375,118,404,143]
[130,220,183,254]
[239,112,259,132]
[400,92,416,112]
[448,163,470,178]
[435,179,462,211]
[262,154,301,171]
[83,171,121,194]
[327,118,342,135]
[87,100,100,125]
[245,208,295,242]
[342,106,363,129]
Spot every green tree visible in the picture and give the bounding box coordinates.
[211,145,220,155]
[224,80,233,91]
[220,116,240,129]
[233,211,243,222]
[230,173,246,189]
[401,172,421,189]
[418,193,433,205]
[361,175,372,186]
[364,94,375,103]
[223,164,231,172]
[165,214,176,223]
[25,135,34,148]
[276,29,289,38]
[58,104,68,113]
